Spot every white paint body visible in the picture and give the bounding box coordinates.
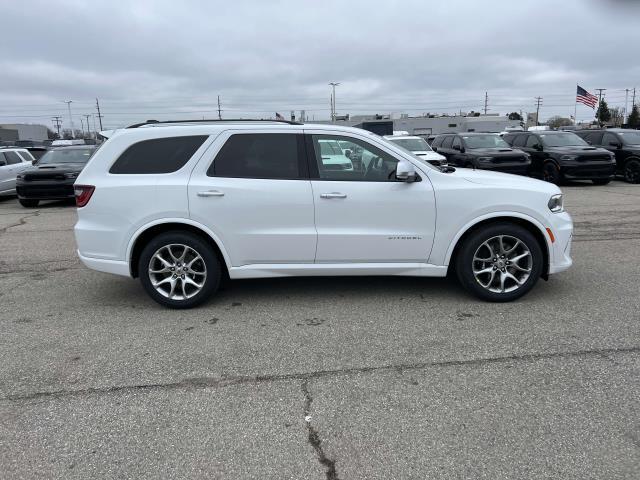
[74,123,573,280]
[0,148,34,195]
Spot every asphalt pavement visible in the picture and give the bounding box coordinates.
[0,181,639,479]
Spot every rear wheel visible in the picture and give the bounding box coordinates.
[19,199,39,208]
[624,159,640,184]
[592,178,611,185]
[138,231,221,309]
[455,223,543,302]
[542,162,561,185]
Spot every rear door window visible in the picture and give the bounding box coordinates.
[110,136,208,174]
[441,136,454,149]
[512,134,527,147]
[208,133,306,179]
[4,151,23,165]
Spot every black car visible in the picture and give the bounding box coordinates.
[502,131,616,185]
[16,145,96,207]
[574,129,640,184]
[431,133,531,174]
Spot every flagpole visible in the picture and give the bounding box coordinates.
[574,84,578,126]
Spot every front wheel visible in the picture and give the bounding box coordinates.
[19,199,39,208]
[542,162,561,185]
[138,231,221,309]
[624,159,640,184]
[455,223,543,302]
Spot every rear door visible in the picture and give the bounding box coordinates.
[189,129,317,266]
[0,151,26,193]
[305,129,436,264]
[0,153,12,193]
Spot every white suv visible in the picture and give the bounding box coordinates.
[74,120,573,308]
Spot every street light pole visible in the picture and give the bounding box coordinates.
[64,100,75,139]
[329,82,340,122]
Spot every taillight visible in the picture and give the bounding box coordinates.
[74,185,95,207]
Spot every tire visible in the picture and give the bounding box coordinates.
[455,222,544,302]
[138,231,221,309]
[624,159,640,184]
[592,178,611,185]
[542,162,561,185]
[19,199,39,208]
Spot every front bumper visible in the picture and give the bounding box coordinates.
[560,162,616,180]
[16,179,75,200]
[547,211,573,275]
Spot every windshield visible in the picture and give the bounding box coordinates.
[619,131,640,145]
[462,135,510,149]
[389,137,432,152]
[539,133,588,147]
[38,148,94,165]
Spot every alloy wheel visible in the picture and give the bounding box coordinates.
[625,161,640,183]
[148,244,207,300]
[472,235,532,293]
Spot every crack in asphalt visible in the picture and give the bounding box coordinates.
[0,211,40,235]
[302,380,340,480]
[2,345,638,403]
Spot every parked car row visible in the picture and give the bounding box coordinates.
[0,148,36,197]
[426,129,640,185]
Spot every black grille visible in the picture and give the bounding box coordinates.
[23,173,66,181]
[493,155,527,164]
[576,155,612,163]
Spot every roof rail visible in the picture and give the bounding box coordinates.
[126,119,303,128]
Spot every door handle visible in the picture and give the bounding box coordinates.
[197,190,225,197]
[320,192,347,199]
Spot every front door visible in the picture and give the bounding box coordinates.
[189,130,316,266]
[306,131,436,263]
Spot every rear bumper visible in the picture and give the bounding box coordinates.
[77,251,131,277]
[16,180,75,200]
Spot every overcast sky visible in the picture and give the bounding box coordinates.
[1,0,639,130]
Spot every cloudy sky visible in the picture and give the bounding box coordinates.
[1,0,639,131]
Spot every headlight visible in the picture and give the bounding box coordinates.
[64,172,79,179]
[548,194,564,213]
[560,154,577,161]
[477,156,493,163]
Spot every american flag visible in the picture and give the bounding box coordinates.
[275,112,284,120]
[576,85,598,108]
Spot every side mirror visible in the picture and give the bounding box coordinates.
[534,144,543,151]
[395,160,417,182]
[452,144,461,151]
[0,161,6,167]
[344,149,352,159]
[32,159,38,165]
[432,146,438,152]
[609,142,621,149]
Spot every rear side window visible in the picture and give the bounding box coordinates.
[110,136,208,174]
[208,133,304,179]
[512,134,527,147]
[5,151,23,165]
[441,136,454,149]
[431,137,443,148]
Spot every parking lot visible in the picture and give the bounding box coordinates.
[0,181,639,479]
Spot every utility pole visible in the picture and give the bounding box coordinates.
[82,114,91,138]
[80,117,85,137]
[595,88,606,125]
[625,88,630,120]
[51,116,62,137]
[483,91,489,115]
[64,100,75,139]
[534,97,543,126]
[95,98,103,131]
[217,95,222,120]
[329,82,340,122]
[632,87,636,108]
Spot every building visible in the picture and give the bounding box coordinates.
[0,126,19,143]
[0,123,48,142]
[312,113,521,137]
